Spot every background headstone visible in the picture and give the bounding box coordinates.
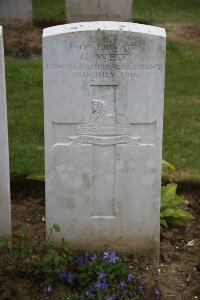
[0,0,32,28]
[0,26,11,238]
[43,22,166,256]
[66,0,133,23]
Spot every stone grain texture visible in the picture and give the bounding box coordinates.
[66,0,133,23]
[0,26,11,238]
[0,0,32,28]
[43,22,166,256]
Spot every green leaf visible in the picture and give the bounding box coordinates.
[42,266,53,273]
[162,160,176,172]
[167,217,188,227]
[7,240,13,250]
[53,224,61,233]
[162,171,173,183]
[161,208,194,228]
[0,240,7,249]
[27,173,45,182]
[53,255,59,265]
[45,276,55,285]
[161,183,183,210]
[42,253,54,262]
[62,239,71,253]
[17,227,26,237]
[160,219,168,228]
[162,208,194,220]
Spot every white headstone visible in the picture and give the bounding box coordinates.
[43,22,166,256]
[66,0,132,23]
[0,0,32,28]
[0,26,11,238]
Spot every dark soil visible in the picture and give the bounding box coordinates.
[0,181,199,300]
[3,27,42,57]
[166,24,200,43]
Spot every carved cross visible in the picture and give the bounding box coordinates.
[90,84,118,218]
[53,84,156,219]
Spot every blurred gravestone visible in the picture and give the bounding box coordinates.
[43,22,166,256]
[66,0,133,23]
[0,0,32,28]
[0,26,11,238]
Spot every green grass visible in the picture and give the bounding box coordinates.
[6,39,200,181]
[5,1,200,182]
[163,39,200,181]
[33,0,65,22]
[134,0,200,25]
[6,57,44,177]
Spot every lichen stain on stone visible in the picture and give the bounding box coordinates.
[82,173,91,189]
[52,235,159,258]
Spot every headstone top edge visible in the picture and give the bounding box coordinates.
[43,22,166,38]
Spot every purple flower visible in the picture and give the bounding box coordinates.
[154,288,161,297]
[76,255,88,264]
[139,285,145,291]
[101,279,109,290]
[76,252,91,264]
[119,280,126,287]
[86,284,96,295]
[47,286,53,293]
[67,272,75,284]
[108,251,119,263]
[103,250,119,263]
[58,271,75,284]
[139,279,145,292]
[97,271,107,280]
[128,273,135,282]
[95,279,109,290]
[85,251,90,260]
[90,253,98,261]
[95,280,102,289]
[103,251,110,260]
[58,271,68,281]
[76,255,84,264]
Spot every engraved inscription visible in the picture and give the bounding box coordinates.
[46,40,163,79]
[69,99,140,145]
[46,63,162,79]
[96,53,127,61]
[71,135,132,145]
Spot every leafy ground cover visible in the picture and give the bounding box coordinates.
[0,183,199,300]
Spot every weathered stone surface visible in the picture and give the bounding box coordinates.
[0,0,32,28]
[43,22,166,256]
[66,0,132,23]
[0,26,11,238]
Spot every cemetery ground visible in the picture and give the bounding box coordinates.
[0,180,198,300]
[1,0,200,299]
